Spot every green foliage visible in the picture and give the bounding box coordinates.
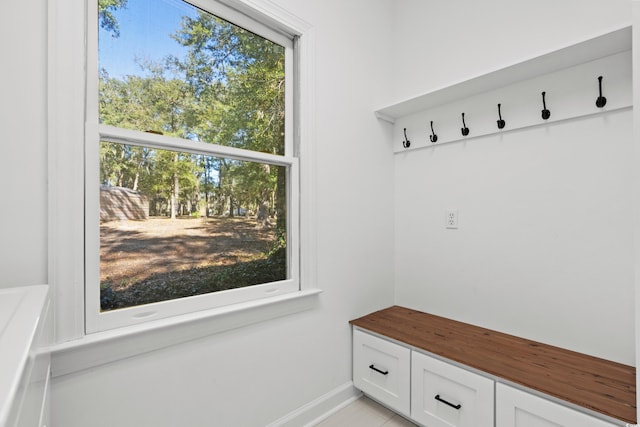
[99,4,287,225]
[171,11,285,154]
[98,0,128,37]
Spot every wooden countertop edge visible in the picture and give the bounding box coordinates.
[350,305,636,424]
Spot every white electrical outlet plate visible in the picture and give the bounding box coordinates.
[446,209,458,229]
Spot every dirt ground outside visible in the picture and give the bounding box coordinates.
[100,216,285,310]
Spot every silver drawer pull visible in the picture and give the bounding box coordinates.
[369,364,388,375]
[435,394,462,410]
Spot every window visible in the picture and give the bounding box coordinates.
[86,0,300,332]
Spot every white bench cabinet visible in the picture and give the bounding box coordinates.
[352,329,411,417]
[411,351,494,427]
[496,383,618,427]
[350,307,635,426]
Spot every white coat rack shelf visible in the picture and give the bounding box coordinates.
[375,26,632,153]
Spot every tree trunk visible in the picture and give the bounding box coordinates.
[257,200,270,228]
[204,157,210,217]
[132,170,140,191]
[171,153,179,219]
[132,149,144,191]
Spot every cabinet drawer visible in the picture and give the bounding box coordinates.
[411,351,494,427]
[353,329,411,416]
[496,383,617,427]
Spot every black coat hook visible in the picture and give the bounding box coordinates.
[402,128,410,148]
[429,121,438,143]
[496,104,506,129]
[541,91,551,120]
[596,76,607,108]
[461,113,470,136]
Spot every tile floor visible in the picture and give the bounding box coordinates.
[314,396,418,427]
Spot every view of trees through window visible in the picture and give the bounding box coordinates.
[97,0,289,311]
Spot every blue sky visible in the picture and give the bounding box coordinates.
[99,0,198,79]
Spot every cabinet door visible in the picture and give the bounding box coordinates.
[411,351,494,427]
[353,329,411,416]
[496,383,618,427]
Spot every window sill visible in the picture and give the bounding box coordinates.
[49,288,322,377]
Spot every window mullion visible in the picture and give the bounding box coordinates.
[98,125,295,167]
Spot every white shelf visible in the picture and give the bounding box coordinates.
[375,26,631,123]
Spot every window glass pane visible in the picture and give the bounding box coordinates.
[99,142,288,311]
[98,0,285,155]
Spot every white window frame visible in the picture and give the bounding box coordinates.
[86,0,299,332]
[49,0,317,342]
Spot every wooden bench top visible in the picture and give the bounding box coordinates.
[350,305,636,424]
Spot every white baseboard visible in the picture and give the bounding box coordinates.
[266,382,362,427]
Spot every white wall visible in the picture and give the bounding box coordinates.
[51,1,396,426]
[391,0,635,365]
[389,0,632,103]
[5,0,636,425]
[0,1,49,287]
